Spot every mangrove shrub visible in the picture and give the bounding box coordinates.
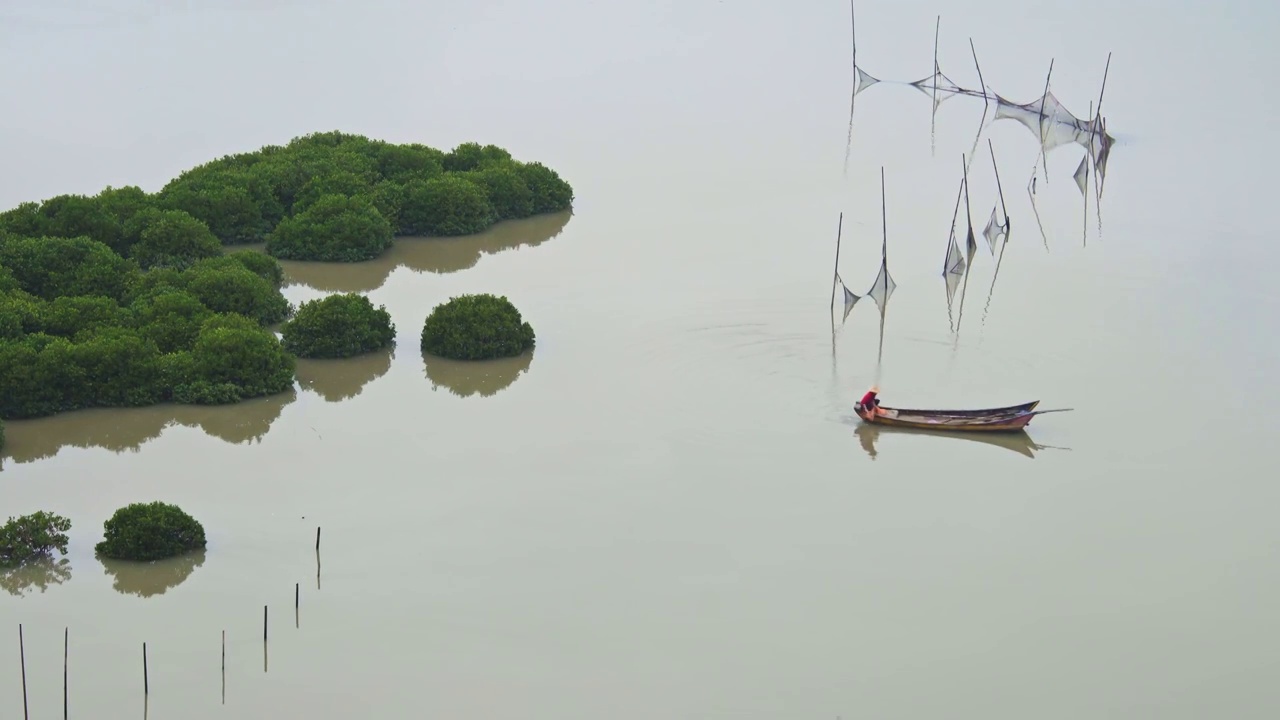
[397,176,494,236]
[95,501,206,562]
[126,207,223,270]
[0,249,297,419]
[281,293,395,358]
[0,511,72,568]
[265,194,394,262]
[420,293,535,361]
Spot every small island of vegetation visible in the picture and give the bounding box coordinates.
[95,501,206,562]
[282,293,396,359]
[0,132,570,423]
[421,293,536,361]
[1,511,71,569]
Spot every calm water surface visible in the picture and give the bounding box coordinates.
[3,1,1279,718]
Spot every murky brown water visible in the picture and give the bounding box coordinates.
[3,1,1280,718]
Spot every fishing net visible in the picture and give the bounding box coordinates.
[1073,155,1089,195]
[982,206,1007,253]
[909,68,967,96]
[854,66,880,95]
[944,234,966,275]
[837,272,861,322]
[866,255,896,308]
[993,90,1111,185]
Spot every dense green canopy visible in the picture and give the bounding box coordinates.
[282,293,396,359]
[0,131,569,421]
[0,232,295,419]
[155,133,573,261]
[421,293,536,361]
[95,502,206,562]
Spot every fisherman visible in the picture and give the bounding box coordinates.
[858,387,882,417]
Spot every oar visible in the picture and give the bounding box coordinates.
[1027,408,1074,416]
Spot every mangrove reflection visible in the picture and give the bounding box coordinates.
[0,390,295,467]
[0,556,72,597]
[295,346,394,402]
[100,549,206,598]
[279,210,573,293]
[423,349,533,398]
[855,421,1041,460]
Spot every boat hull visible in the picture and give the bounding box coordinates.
[855,402,1041,433]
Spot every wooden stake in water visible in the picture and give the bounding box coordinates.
[969,38,987,103]
[19,624,29,720]
[316,527,322,590]
[988,138,1009,229]
[221,630,226,705]
[263,605,268,643]
[63,627,68,720]
[1037,58,1054,179]
[295,583,300,629]
[143,642,149,696]
[830,212,844,312]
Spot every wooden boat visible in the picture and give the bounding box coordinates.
[854,400,1069,433]
[868,400,1040,418]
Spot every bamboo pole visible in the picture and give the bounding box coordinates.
[143,642,149,696]
[988,139,1008,228]
[19,624,29,720]
[830,212,844,310]
[63,627,68,720]
[969,38,987,103]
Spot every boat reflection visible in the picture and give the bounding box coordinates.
[855,421,1066,460]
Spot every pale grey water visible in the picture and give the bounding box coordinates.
[3,1,1280,718]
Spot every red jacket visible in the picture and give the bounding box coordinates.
[860,391,878,407]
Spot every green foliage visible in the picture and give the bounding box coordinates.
[0,264,18,294]
[0,235,135,301]
[265,194,394,262]
[183,258,291,325]
[180,313,296,403]
[375,143,445,182]
[464,164,535,220]
[443,142,514,172]
[0,131,573,421]
[129,289,212,353]
[517,162,575,214]
[158,168,282,244]
[0,288,43,339]
[282,293,395,359]
[398,176,494,236]
[71,326,164,406]
[0,512,72,568]
[421,293,535,361]
[126,207,222,270]
[95,502,206,562]
[292,171,375,213]
[38,296,130,338]
[223,250,285,287]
